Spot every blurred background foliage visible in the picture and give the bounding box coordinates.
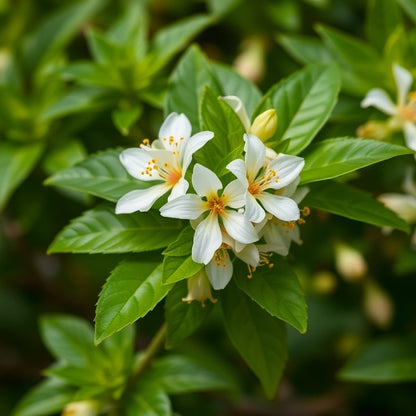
[1,0,416,415]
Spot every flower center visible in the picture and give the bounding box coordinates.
[161,135,185,155]
[207,195,225,215]
[141,158,182,185]
[399,92,416,122]
[213,247,230,267]
[248,169,279,197]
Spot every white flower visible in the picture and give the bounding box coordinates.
[116,113,213,213]
[182,269,217,307]
[160,163,258,265]
[361,64,416,152]
[227,134,304,223]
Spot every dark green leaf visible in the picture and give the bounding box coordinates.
[235,258,307,333]
[48,204,182,254]
[112,106,143,136]
[95,259,172,343]
[303,181,410,232]
[125,383,172,416]
[397,0,416,24]
[162,226,194,257]
[163,255,203,285]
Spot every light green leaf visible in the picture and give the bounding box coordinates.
[162,226,194,257]
[146,354,232,394]
[126,383,172,416]
[221,284,287,398]
[165,281,213,347]
[300,138,412,184]
[207,0,242,16]
[235,258,307,333]
[45,149,147,202]
[95,260,172,343]
[165,45,222,130]
[0,142,43,211]
[303,181,410,232]
[338,337,416,383]
[11,378,75,416]
[163,255,203,285]
[254,64,340,155]
[397,0,416,24]
[48,204,182,254]
[112,106,143,135]
[87,29,120,65]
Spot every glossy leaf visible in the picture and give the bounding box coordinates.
[0,142,43,211]
[112,106,143,135]
[303,182,410,232]
[235,258,307,333]
[300,138,412,184]
[48,204,182,254]
[165,281,213,347]
[95,260,172,343]
[254,64,340,155]
[162,226,194,257]
[126,383,172,416]
[163,255,203,285]
[221,284,287,398]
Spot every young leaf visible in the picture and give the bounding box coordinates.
[254,64,340,155]
[165,45,222,130]
[11,378,75,416]
[0,142,44,211]
[125,383,172,416]
[300,138,412,184]
[165,281,213,348]
[112,106,143,136]
[48,204,182,254]
[221,284,288,398]
[338,337,416,383]
[95,259,172,343]
[234,258,307,333]
[303,182,410,233]
[163,255,203,285]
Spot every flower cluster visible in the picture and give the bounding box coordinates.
[116,103,308,304]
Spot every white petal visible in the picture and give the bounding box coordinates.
[226,159,249,186]
[245,193,266,223]
[193,213,222,264]
[120,148,159,181]
[168,177,189,201]
[263,222,293,256]
[393,64,413,106]
[181,131,214,173]
[269,154,305,190]
[244,134,266,181]
[160,194,206,219]
[159,112,192,141]
[403,122,416,152]
[223,179,246,208]
[235,244,260,267]
[292,185,309,204]
[221,210,258,244]
[361,89,397,115]
[192,164,222,197]
[206,250,233,290]
[116,183,170,213]
[378,193,416,223]
[222,95,251,132]
[258,193,300,221]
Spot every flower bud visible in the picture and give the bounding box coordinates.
[250,109,278,142]
[335,243,367,282]
[356,120,389,140]
[62,401,99,416]
[233,37,265,83]
[311,271,337,295]
[363,280,394,328]
[182,270,217,307]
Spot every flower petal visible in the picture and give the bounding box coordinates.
[361,89,397,115]
[159,113,192,149]
[403,122,416,152]
[269,154,305,190]
[192,164,222,197]
[263,221,300,255]
[245,193,266,223]
[258,193,300,221]
[223,179,246,208]
[235,244,259,267]
[244,134,266,181]
[116,183,170,213]
[193,213,222,264]
[168,177,189,201]
[160,194,206,219]
[181,131,214,173]
[221,210,258,244]
[222,95,251,132]
[226,159,249,186]
[206,250,233,290]
[120,148,159,181]
[393,64,413,106]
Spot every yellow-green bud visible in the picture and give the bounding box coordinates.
[250,109,278,142]
[356,120,389,140]
[335,243,367,282]
[182,270,217,307]
[363,280,394,328]
[62,401,99,416]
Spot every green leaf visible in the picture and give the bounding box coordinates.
[0,142,43,211]
[165,281,213,347]
[235,258,307,333]
[300,138,412,184]
[165,45,222,130]
[365,0,402,51]
[197,87,245,175]
[87,29,120,65]
[163,255,203,285]
[126,383,172,416]
[112,106,143,136]
[95,259,172,343]
[45,149,148,202]
[207,0,242,16]
[303,181,410,232]
[338,337,416,383]
[254,64,340,155]
[146,354,232,394]
[42,140,86,175]
[221,284,287,398]
[397,0,416,24]
[162,226,194,257]
[11,378,75,416]
[48,204,182,254]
